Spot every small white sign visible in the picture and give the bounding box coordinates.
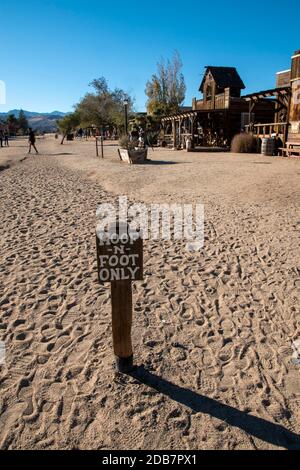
[291,339,300,365]
[0,81,6,105]
[0,341,5,366]
[290,121,300,134]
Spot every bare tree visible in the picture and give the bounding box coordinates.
[145,51,186,116]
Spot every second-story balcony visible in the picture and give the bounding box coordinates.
[192,88,245,111]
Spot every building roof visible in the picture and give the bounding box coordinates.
[199,66,245,92]
[179,106,193,112]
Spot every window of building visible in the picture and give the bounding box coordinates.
[206,84,212,100]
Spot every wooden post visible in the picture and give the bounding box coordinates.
[248,100,255,131]
[190,115,196,149]
[111,280,133,372]
[161,121,166,146]
[284,90,291,145]
[178,118,183,148]
[172,119,176,149]
[96,223,143,374]
[95,137,99,157]
[100,135,104,158]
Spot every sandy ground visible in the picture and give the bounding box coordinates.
[0,137,300,450]
[0,139,29,170]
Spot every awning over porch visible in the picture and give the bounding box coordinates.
[242,86,291,103]
[242,86,291,143]
[161,110,198,123]
[161,108,226,123]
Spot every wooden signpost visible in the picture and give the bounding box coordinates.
[96,222,143,373]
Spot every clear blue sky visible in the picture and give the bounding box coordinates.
[1,0,299,113]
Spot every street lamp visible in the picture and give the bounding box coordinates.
[124,99,129,135]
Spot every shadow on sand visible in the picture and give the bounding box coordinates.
[12,145,28,148]
[130,366,300,450]
[51,152,74,156]
[143,160,184,165]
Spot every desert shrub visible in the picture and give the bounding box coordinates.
[231,133,260,153]
[119,135,138,150]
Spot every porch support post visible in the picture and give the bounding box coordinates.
[178,118,183,148]
[248,99,255,131]
[172,118,176,149]
[190,115,196,148]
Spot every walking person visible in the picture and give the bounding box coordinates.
[28,128,39,154]
[4,129,9,146]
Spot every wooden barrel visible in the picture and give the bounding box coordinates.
[261,138,275,156]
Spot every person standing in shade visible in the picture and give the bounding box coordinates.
[28,128,39,154]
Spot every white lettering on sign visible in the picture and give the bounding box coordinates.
[99,255,109,267]
[96,230,143,283]
[98,266,140,282]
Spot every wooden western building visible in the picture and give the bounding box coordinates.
[237,49,300,145]
[161,50,300,149]
[161,66,274,149]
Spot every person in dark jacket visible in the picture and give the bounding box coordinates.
[4,129,9,146]
[28,128,39,154]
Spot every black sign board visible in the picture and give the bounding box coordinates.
[96,231,143,283]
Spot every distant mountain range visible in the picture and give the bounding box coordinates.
[0,109,68,132]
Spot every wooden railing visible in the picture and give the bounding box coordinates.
[163,134,174,147]
[194,99,211,110]
[214,93,226,109]
[194,92,226,111]
[163,133,194,148]
[245,122,287,137]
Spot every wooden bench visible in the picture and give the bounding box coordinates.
[279,141,300,157]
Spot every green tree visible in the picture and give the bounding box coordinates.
[18,110,29,135]
[6,114,19,135]
[145,51,186,117]
[75,77,133,134]
[57,112,81,144]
